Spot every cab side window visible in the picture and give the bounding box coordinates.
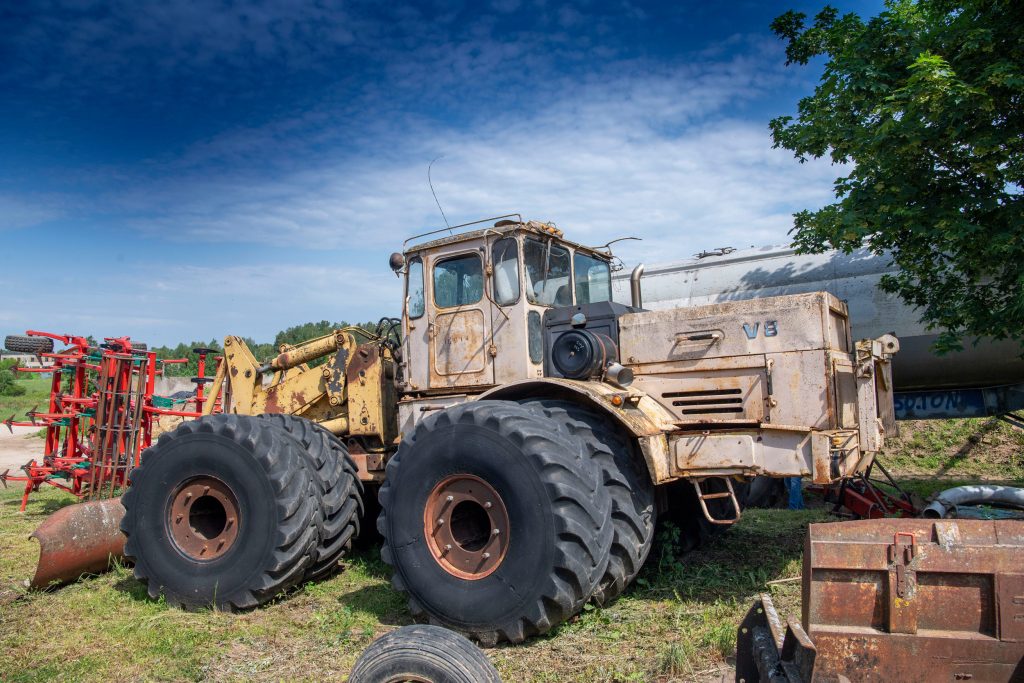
[407,257,424,318]
[492,238,520,305]
[433,253,483,308]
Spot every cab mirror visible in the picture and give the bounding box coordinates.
[389,252,406,273]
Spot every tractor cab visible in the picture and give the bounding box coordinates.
[392,215,614,395]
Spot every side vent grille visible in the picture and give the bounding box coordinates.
[663,388,744,415]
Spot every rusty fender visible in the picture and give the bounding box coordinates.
[479,377,676,483]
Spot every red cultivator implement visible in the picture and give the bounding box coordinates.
[809,457,919,519]
[1,331,221,586]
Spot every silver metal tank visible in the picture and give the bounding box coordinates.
[611,244,1024,393]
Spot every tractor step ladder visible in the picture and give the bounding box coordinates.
[691,476,742,525]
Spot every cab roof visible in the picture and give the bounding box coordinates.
[403,215,612,261]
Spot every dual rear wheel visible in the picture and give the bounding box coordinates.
[121,413,363,610]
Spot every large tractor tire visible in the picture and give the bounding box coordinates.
[258,414,364,582]
[519,399,656,606]
[378,400,613,645]
[349,625,502,683]
[121,414,320,610]
[4,334,54,354]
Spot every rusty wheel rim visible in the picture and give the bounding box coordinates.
[168,476,240,561]
[424,474,509,580]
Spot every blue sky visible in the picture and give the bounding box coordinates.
[0,0,882,346]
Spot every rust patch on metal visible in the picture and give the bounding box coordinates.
[423,474,509,580]
[346,343,379,379]
[167,476,239,561]
[739,519,1024,681]
[430,309,488,384]
[29,497,126,588]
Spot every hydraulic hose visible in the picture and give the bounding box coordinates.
[921,484,1024,518]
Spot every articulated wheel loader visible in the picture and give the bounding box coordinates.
[120,215,898,645]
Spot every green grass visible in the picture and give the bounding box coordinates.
[0,375,53,422]
[0,485,826,682]
[1,416,1020,681]
[881,417,1024,480]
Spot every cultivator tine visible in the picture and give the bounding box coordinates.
[4,415,13,433]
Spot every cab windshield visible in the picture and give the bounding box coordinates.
[524,237,572,307]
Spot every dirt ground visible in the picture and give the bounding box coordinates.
[0,425,41,473]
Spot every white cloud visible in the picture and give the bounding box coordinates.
[0,196,63,231]
[103,38,838,272]
[0,261,400,346]
[2,16,844,343]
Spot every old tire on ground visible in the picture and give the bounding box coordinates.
[378,400,613,645]
[349,624,502,683]
[4,334,54,354]
[519,399,656,606]
[258,414,364,582]
[121,414,320,610]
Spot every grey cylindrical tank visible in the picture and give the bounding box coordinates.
[611,245,1024,391]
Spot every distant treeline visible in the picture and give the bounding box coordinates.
[151,320,381,377]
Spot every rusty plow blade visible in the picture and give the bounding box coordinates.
[28,497,127,589]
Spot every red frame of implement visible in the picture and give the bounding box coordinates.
[2,331,216,510]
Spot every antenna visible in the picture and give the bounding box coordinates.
[428,156,452,235]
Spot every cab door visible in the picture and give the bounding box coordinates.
[428,249,494,389]
[402,256,430,392]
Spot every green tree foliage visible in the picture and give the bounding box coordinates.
[770,0,1023,352]
[149,340,223,378]
[0,358,24,377]
[0,368,26,396]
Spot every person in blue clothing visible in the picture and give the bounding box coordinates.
[785,477,804,510]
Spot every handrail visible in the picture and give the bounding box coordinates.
[403,214,523,249]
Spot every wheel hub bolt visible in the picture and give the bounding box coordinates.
[492,528,500,536]
[436,518,444,525]
[482,552,491,559]
[484,502,492,509]
[446,495,454,502]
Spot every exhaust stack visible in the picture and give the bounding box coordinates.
[630,263,645,309]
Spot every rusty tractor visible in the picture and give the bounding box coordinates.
[119,215,898,644]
